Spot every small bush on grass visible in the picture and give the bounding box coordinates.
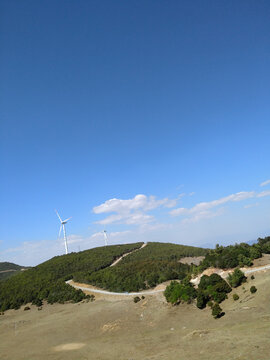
[250,286,257,294]
[251,275,255,280]
[133,296,141,303]
[212,303,223,319]
[233,294,239,301]
[228,268,246,288]
[165,281,197,305]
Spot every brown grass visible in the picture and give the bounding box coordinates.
[0,268,270,359]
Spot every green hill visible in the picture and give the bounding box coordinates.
[0,262,30,281]
[73,242,209,292]
[0,242,143,311]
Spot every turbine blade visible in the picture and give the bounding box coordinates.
[63,217,72,223]
[58,225,63,238]
[55,209,62,222]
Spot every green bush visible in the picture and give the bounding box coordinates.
[197,273,231,305]
[250,286,257,294]
[24,306,30,311]
[233,294,239,301]
[133,296,141,303]
[228,268,246,288]
[212,303,223,319]
[164,281,197,305]
[207,301,213,307]
[196,290,208,309]
[251,275,255,280]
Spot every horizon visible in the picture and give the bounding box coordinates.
[1,1,270,266]
[0,236,262,268]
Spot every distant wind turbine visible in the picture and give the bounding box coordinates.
[103,230,108,246]
[55,210,72,255]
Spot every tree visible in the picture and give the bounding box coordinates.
[196,290,208,309]
[228,268,246,288]
[164,281,197,305]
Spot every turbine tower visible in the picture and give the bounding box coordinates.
[55,210,72,255]
[103,230,108,246]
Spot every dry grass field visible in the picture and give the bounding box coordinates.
[0,267,270,360]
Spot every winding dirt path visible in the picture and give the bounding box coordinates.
[66,279,165,296]
[66,249,270,297]
[110,242,147,267]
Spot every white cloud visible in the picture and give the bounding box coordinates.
[170,191,255,217]
[260,179,270,187]
[181,208,224,224]
[244,203,259,209]
[93,194,178,225]
[257,190,270,198]
[93,194,177,214]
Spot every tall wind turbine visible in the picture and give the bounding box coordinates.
[55,210,72,255]
[103,230,108,246]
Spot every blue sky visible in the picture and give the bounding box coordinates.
[1,0,270,265]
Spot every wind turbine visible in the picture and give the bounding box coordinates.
[103,230,108,246]
[55,210,72,255]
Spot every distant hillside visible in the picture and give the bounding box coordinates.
[0,262,30,281]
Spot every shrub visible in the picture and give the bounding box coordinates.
[164,281,197,305]
[207,301,213,308]
[233,294,239,301]
[237,254,252,267]
[198,273,231,305]
[250,286,257,294]
[24,306,30,311]
[32,298,43,307]
[251,275,255,280]
[196,290,208,309]
[228,268,246,288]
[212,303,223,319]
[141,295,145,299]
[133,296,141,303]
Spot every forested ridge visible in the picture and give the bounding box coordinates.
[0,243,142,311]
[0,262,30,281]
[0,262,28,272]
[73,242,208,291]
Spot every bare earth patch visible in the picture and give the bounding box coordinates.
[53,343,86,351]
[179,256,205,266]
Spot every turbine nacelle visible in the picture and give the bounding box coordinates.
[61,217,72,225]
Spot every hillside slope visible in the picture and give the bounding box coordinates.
[73,242,208,291]
[0,242,143,311]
